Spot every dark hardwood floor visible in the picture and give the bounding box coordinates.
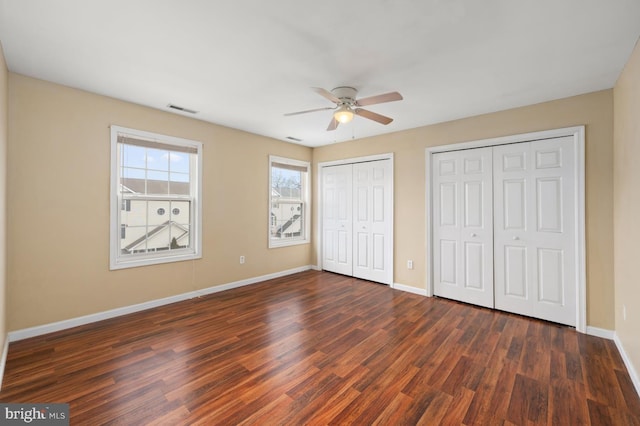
[1,270,639,425]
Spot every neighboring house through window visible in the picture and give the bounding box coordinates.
[110,126,202,269]
[269,156,310,248]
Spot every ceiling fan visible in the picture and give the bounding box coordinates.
[284,86,403,131]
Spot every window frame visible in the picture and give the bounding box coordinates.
[268,155,310,248]
[110,125,203,270]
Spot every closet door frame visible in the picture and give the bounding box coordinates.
[317,153,394,284]
[426,126,586,332]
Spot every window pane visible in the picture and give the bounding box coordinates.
[170,200,190,225]
[121,145,146,169]
[271,166,302,201]
[148,170,169,183]
[121,167,145,180]
[271,201,303,239]
[170,172,190,183]
[150,225,171,252]
[148,200,170,226]
[146,148,169,171]
[120,225,148,254]
[168,152,189,174]
[168,180,190,196]
[123,198,146,222]
[170,224,190,249]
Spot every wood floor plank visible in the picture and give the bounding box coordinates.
[1,270,639,424]
[415,390,453,425]
[507,374,549,424]
[371,392,416,425]
[436,386,475,424]
[549,378,590,425]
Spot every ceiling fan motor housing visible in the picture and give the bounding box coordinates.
[332,86,358,106]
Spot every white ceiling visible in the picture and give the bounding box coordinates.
[1,1,639,147]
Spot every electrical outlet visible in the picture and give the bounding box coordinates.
[240,255,245,264]
[407,260,414,269]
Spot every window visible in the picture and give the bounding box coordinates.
[110,126,202,269]
[269,156,310,248]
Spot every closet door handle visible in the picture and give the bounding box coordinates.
[513,236,520,241]
[470,233,477,237]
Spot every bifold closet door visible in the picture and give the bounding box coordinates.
[322,164,353,276]
[493,137,576,326]
[432,138,577,325]
[322,159,393,285]
[433,148,494,308]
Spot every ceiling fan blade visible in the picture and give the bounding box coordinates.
[355,108,393,125]
[284,106,335,116]
[313,87,341,104]
[326,117,339,131]
[355,91,403,107]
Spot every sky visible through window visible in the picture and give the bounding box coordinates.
[121,145,189,183]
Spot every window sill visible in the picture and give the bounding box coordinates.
[268,238,310,249]
[110,251,201,270]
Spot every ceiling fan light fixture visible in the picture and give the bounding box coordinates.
[334,105,354,124]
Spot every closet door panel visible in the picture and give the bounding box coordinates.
[493,144,533,316]
[433,148,493,308]
[494,137,576,326]
[352,160,393,284]
[322,164,353,276]
[530,138,576,325]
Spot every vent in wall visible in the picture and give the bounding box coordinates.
[167,104,198,114]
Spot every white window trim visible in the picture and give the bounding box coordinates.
[269,155,311,248]
[110,125,203,270]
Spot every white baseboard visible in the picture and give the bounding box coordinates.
[392,282,428,296]
[310,265,321,271]
[195,265,312,297]
[0,334,9,391]
[614,333,640,399]
[586,326,615,340]
[8,265,313,342]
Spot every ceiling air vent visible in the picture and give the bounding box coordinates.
[286,136,303,142]
[167,104,198,114]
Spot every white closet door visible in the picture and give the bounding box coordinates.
[433,148,494,308]
[322,164,353,276]
[493,137,576,326]
[352,160,393,284]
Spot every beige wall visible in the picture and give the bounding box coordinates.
[614,39,640,379]
[7,74,312,330]
[5,72,618,332]
[0,44,7,360]
[313,90,614,329]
